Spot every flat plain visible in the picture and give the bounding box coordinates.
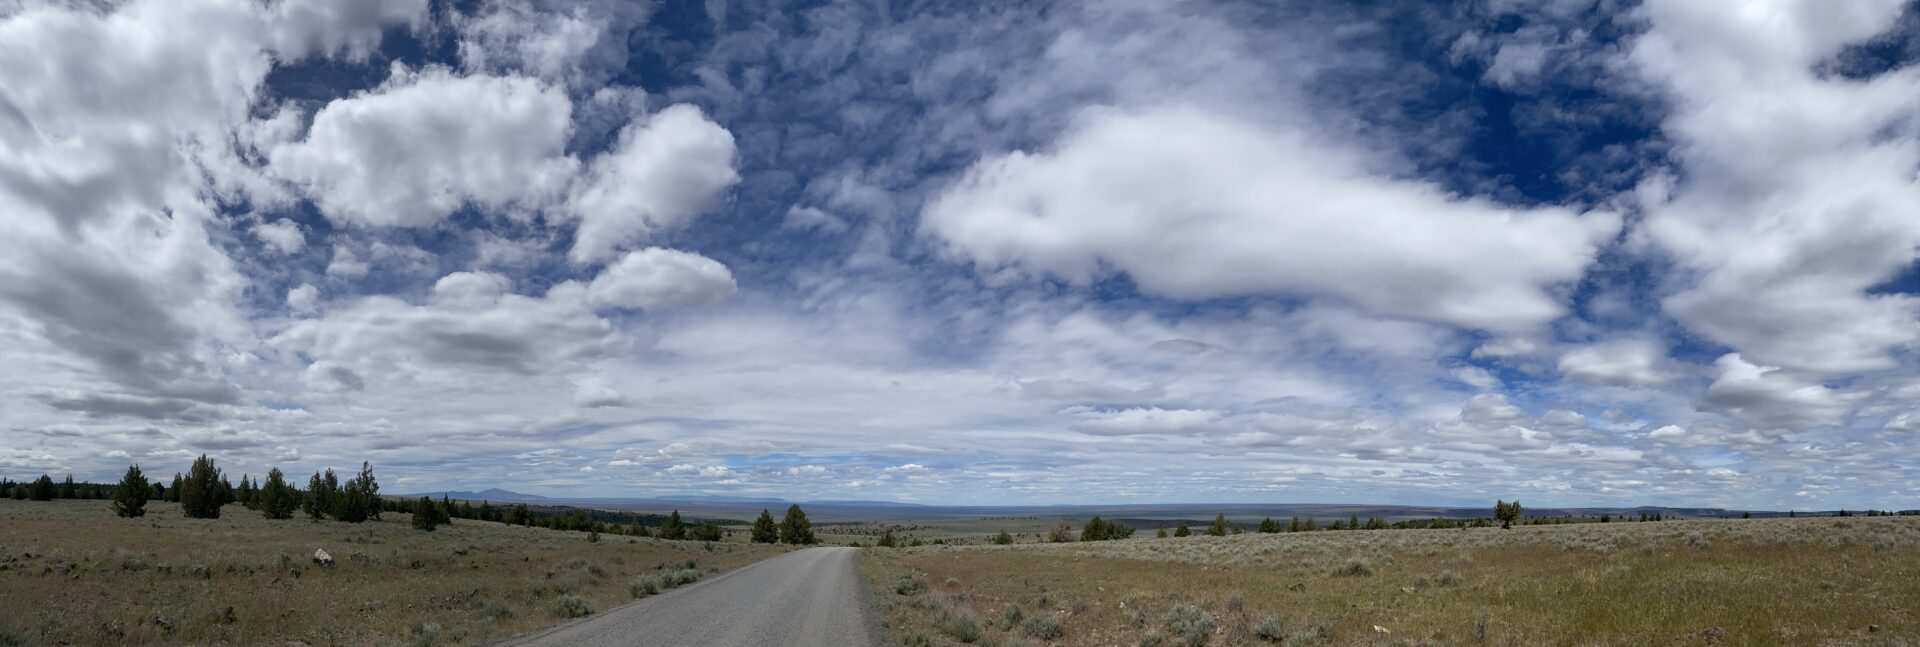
[0,499,789,645]
[863,516,1920,646]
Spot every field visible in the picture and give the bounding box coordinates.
[862,516,1920,646]
[0,499,790,645]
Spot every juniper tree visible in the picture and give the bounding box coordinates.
[1173,522,1191,537]
[877,528,897,547]
[259,468,299,519]
[1494,500,1523,529]
[411,496,443,531]
[179,454,226,519]
[1258,517,1281,533]
[1156,528,1168,538]
[1081,516,1110,541]
[1206,513,1229,536]
[1348,513,1359,530]
[660,510,686,540]
[111,464,150,518]
[995,529,1014,545]
[59,474,76,499]
[168,473,182,502]
[751,509,779,543]
[779,504,816,544]
[29,474,55,501]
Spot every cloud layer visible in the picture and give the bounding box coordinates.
[2,0,1918,510]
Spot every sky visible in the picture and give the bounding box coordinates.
[2,0,1919,509]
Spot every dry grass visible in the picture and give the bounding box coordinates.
[0,499,789,645]
[864,516,1920,646]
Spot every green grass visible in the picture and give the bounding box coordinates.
[0,499,788,645]
[863,516,1920,645]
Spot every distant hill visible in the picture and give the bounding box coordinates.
[411,488,549,502]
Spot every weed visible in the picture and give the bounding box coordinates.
[1020,615,1064,640]
[1330,557,1373,577]
[938,607,982,643]
[1252,615,1286,642]
[1163,604,1214,647]
[895,575,930,595]
[548,595,593,619]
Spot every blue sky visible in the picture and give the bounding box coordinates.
[3,0,1919,509]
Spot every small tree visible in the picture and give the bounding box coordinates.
[660,510,686,540]
[994,529,1014,545]
[1257,517,1281,533]
[691,523,723,542]
[877,528,898,547]
[110,464,150,518]
[1494,500,1523,529]
[780,504,816,544]
[1156,528,1168,538]
[1046,520,1075,543]
[1173,522,1191,537]
[259,468,299,520]
[29,474,55,501]
[179,455,226,519]
[304,470,337,520]
[411,496,444,531]
[750,509,780,544]
[168,473,182,502]
[1205,513,1229,536]
[1081,516,1109,541]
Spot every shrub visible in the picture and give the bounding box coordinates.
[997,602,1024,629]
[995,529,1015,545]
[1173,523,1191,537]
[1163,604,1214,647]
[1436,570,1464,587]
[110,463,150,518]
[898,631,934,647]
[1332,558,1374,577]
[690,523,723,542]
[1139,631,1167,647]
[1047,521,1075,543]
[550,594,593,618]
[1021,615,1065,639]
[1252,616,1287,642]
[1206,513,1230,536]
[406,622,441,647]
[29,474,54,501]
[477,599,513,620]
[665,568,700,587]
[895,576,929,595]
[937,607,982,643]
[629,575,662,598]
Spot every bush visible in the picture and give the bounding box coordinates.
[664,568,700,587]
[1332,558,1374,577]
[995,529,1014,545]
[895,576,929,595]
[550,594,594,618]
[629,575,662,598]
[937,607,982,643]
[1021,615,1064,640]
[1163,605,1214,647]
[1253,616,1286,642]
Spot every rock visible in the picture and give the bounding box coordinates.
[312,549,333,567]
[1373,625,1391,635]
[1870,624,1882,633]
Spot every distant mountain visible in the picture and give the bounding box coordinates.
[649,495,788,504]
[413,488,548,502]
[804,499,935,508]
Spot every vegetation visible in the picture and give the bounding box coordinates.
[1206,513,1230,536]
[178,455,227,519]
[751,508,780,543]
[1495,499,1523,529]
[1079,515,1133,541]
[864,515,1920,645]
[109,464,149,518]
[256,468,299,520]
[779,504,816,544]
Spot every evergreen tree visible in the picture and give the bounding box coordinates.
[995,529,1015,545]
[1289,516,1301,532]
[779,504,816,544]
[1173,522,1191,537]
[29,474,55,501]
[507,503,532,526]
[110,464,150,518]
[169,473,183,502]
[877,528,897,547]
[1205,513,1229,536]
[305,469,341,520]
[1081,516,1109,541]
[179,454,226,519]
[236,475,255,509]
[218,476,234,504]
[259,468,299,520]
[659,510,686,540]
[357,462,382,520]
[1348,513,1359,530]
[59,474,76,499]
[460,500,474,520]
[691,523,724,542]
[149,481,164,502]
[1494,500,1523,529]
[1258,517,1282,533]
[411,496,444,531]
[1156,528,1168,538]
[750,509,780,544]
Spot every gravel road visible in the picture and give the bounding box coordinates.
[491,547,889,647]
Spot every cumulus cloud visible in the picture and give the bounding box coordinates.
[269,67,580,227]
[566,104,739,264]
[924,107,1619,332]
[586,248,737,310]
[1557,339,1677,387]
[252,218,306,254]
[1702,354,1854,430]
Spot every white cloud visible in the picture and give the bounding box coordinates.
[267,0,429,61]
[1068,407,1224,436]
[882,463,927,474]
[787,465,829,476]
[252,218,306,254]
[269,67,579,227]
[1631,0,1920,374]
[1702,353,1853,430]
[586,248,737,310]
[1558,339,1676,387]
[924,106,1619,332]
[566,104,739,263]
[286,284,319,314]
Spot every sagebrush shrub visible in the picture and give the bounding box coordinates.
[1163,604,1214,647]
[550,594,593,618]
[895,576,929,595]
[1252,615,1286,642]
[1021,615,1064,639]
[937,607,982,643]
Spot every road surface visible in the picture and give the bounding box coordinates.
[493,547,889,647]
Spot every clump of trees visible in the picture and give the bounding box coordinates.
[1079,516,1133,541]
[257,468,300,519]
[412,496,451,531]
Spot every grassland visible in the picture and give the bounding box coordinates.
[0,499,790,645]
[863,516,1920,646]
